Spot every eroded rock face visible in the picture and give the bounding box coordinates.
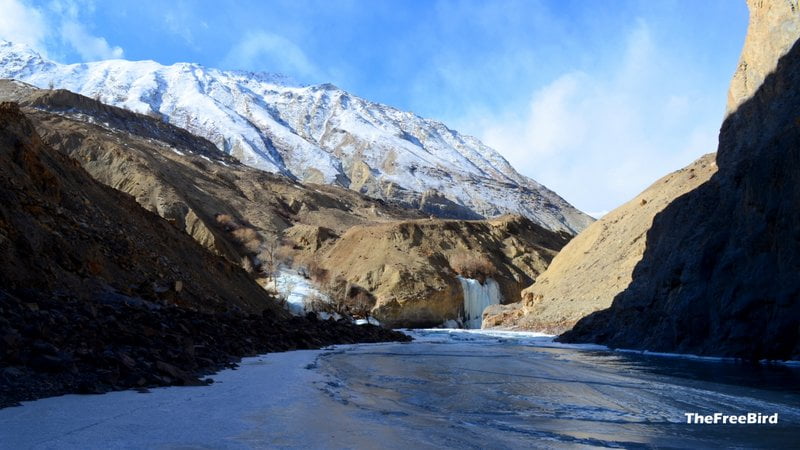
[562,2,800,360]
[0,80,426,271]
[0,101,279,315]
[483,154,717,333]
[727,0,800,114]
[317,215,570,328]
[0,82,570,328]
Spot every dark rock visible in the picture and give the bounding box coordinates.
[0,288,410,408]
[561,35,800,361]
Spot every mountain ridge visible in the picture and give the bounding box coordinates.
[0,40,592,234]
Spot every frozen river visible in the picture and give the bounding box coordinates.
[2,329,799,448]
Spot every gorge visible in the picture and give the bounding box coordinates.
[1,0,799,447]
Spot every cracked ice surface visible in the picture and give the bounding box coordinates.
[2,330,800,448]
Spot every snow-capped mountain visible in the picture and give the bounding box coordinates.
[0,40,592,233]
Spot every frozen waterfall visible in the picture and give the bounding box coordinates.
[459,277,502,329]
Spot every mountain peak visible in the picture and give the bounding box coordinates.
[0,42,593,234]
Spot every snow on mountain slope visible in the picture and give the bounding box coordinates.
[0,40,593,233]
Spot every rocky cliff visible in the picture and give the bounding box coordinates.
[317,215,569,328]
[561,1,800,360]
[0,81,567,326]
[483,154,717,333]
[0,99,411,406]
[0,101,278,314]
[727,0,800,114]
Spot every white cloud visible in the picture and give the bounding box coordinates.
[480,20,722,214]
[0,0,122,61]
[50,0,123,60]
[59,20,123,60]
[160,1,204,48]
[223,31,318,80]
[0,0,48,52]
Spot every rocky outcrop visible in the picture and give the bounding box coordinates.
[727,0,800,114]
[0,81,570,328]
[0,101,411,407]
[0,80,426,271]
[561,3,800,360]
[0,282,410,409]
[316,215,570,328]
[0,101,278,315]
[483,154,717,333]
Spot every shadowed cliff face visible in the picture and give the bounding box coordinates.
[0,101,281,315]
[561,36,800,360]
[482,154,717,334]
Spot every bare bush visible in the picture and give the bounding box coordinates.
[351,290,374,320]
[321,276,349,316]
[215,213,238,231]
[276,244,295,269]
[215,213,294,282]
[241,255,256,274]
[448,251,498,281]
[273,294,289,311]
[257,233,281,283]
[303,293,331,315]
[276,275,297,310]
[301,277,376,323]
[232,228,260,253]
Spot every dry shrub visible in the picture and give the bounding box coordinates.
[448,251,497,280]
[232,227,260,253]
[304,293,330,314]
[241,255,256,274]
[215,213,291,281]
[215,213,238,231]
[276,244,295,268]
[351,290,374,319]
[321,276,349,316]
[302,277,375,321]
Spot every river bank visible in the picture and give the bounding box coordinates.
[2,329,798,448]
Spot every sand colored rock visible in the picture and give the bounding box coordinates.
[317,215,569,328]
[562,2,800,359]
[483,154,717,333]
[727,0,800,114]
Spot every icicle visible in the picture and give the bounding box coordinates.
[458,277,502,329]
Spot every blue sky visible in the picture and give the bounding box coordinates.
[1,0,749,215]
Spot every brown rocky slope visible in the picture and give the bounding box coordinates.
[0,80,571,326]
[0,101,409,407]
[483,154,717,333]
[318,215,570,328]
[0,101,276,314]
[562,2,800,360]
[0,80,426,267]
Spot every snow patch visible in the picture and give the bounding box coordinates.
[272,269,327,315]
[354,317,381,326]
